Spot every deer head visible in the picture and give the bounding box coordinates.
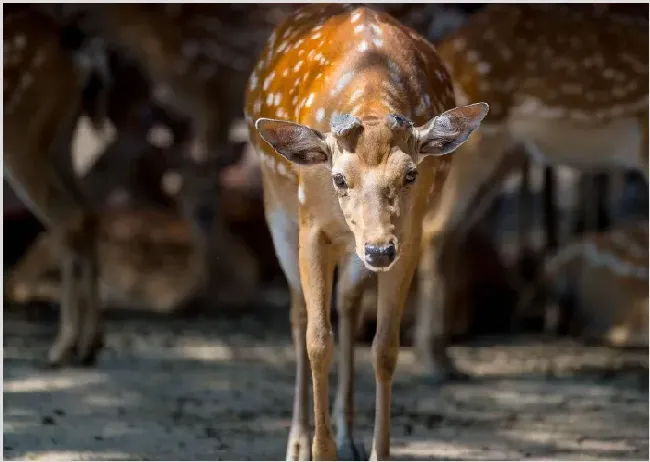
[256,102,488,270]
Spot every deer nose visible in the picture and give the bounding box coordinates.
[364,242,396,268]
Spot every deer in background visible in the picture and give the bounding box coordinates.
[3,7,111,366]
[246,4,489,460]
[516,220,648,347]
[6,50,261,320]
[402,4,649,380]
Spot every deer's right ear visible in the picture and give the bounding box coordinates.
[414,102,489,159]
[255,118,331,166]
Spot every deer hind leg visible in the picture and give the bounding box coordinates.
[265,207,311,461]
[413,233,469,384]
[47,217,103,367]
[47,245,82,367]
[75,216,104,365]
[334,254,372,461]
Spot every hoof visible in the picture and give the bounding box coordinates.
[337,439,367,461]
[46,339,78,368]
[286,429,311,461]
[76,333,105,367]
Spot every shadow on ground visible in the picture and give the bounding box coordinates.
[3,302,648,461]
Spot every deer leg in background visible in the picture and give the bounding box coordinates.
[414,232,468,384]
[594,172,611,231]
[47,245,82,367]
[542,165,561,335]
[75,216,104,365]
[517,156,537,282]
[575,172,599,235]
[334,254,373,461]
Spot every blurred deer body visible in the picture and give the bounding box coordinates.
[246,5,489,460]
[7,75,260,317]
[440,5,648,175]
[93,5,297,163]
[3,7,110,366]
[410,4,649,377]
[520,221,649,347]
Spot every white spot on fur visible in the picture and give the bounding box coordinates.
[354,25,365,34]
[263,71,275,91]
[351,11,362,23]
[316,107,326,122]
[305,93,315,108]
[476,62,491,74]
[372,38,383,48]
[298,183,306,205]
[332,72,353,96]
[358,41,369,52]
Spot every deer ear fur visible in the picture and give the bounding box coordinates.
[256,118,331,165]
[414,102,489,157]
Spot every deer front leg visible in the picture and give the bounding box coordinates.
[48,248,81,367]
[334,254,372,460]
[370,250,418,461]
[300,227,337,461]
[414,233,468,384]
[76,219,104,366]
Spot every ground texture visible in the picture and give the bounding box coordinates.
[3,303,648,461]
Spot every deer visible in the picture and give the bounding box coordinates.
[516,220,648,347]
[245,4,489,460]
[3,7,115,367]
[393,4,649,380]
[6,68,260,320]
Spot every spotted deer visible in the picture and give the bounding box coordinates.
[404,4,649,379]
[245,5,489,460]
[516,221,648,347]
[3,7,111,366]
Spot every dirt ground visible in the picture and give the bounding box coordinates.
[3,301,648,461]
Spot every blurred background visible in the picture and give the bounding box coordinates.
[3,3,649,461]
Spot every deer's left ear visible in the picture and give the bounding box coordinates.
[414,102,489,159]
[255,118,331,166]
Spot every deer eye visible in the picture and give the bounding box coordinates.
[332,172,348,188]
[404,169,418,185]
